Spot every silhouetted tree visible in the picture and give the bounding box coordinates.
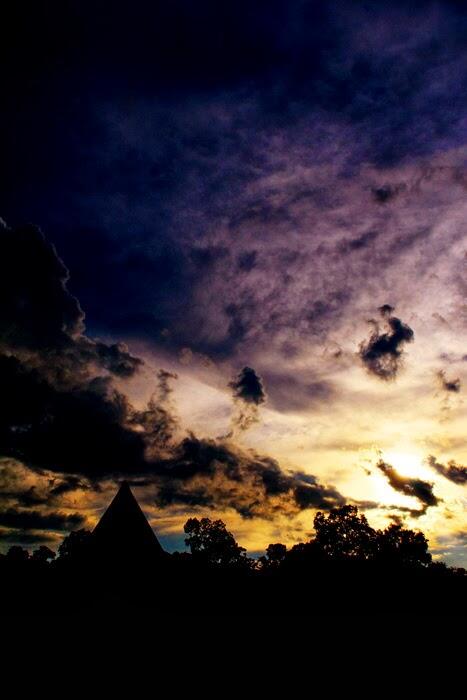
[184,517,252,569]
[32,545,56,564]
[258,543,288,571]
[266,543,287,564]
[6,545,29,563]
[283,540,327,569]
[314,505,377,560]
[1,504,467,616]
[377,523,431,567]
[429,561,449,574]
[58,529,92,561]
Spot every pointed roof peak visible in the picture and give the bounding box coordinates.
[103,479,138,512]
[92,480,164,560]
[115,479,133,498]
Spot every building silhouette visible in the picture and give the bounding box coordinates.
[92,481,165,566]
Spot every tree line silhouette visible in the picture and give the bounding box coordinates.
[2,505,466,616]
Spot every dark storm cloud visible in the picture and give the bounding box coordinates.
[376,459,439,516]
[0,296,345,521]
[0,508,85,532]
[93,341,142,378]
[292,471,346,511]
[49,475,92,497]
[131,370,180,454]
[229,367,266,406]
[0,529,55,546]
[5,0,467,174]
[0,352,149,478]
[1,360,344,517]
[437,369,461,393]
[155,436,345,519]
[0,223,174,482]
[351,500,422,520]
[229,367,266,431]
[1,455,93,508]
[0,223,346,525]
[379,304,395,317]
[359,306,414,380]
[4,0,467,533]
[156,369,178,402]
[0,484,46,509]
[0,221,142,381]
[0,222,84,351]
[3,0,467,366]
[427,455,467,485]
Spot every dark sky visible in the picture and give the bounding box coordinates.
[1,1,467,560]
[3,0,467,347]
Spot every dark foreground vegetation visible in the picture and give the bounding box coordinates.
[2,506,466,616]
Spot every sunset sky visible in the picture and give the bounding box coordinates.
[1,1,467,565]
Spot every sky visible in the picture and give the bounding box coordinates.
[1,0,467,564]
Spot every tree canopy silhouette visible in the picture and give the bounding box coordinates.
[376,522,431,567]
[32,545,56,564]
[281,505,432,568]
[259,543,288,570]
[184,517,252,569]
[58,528,92,562]
[314,505,377,560]
[1,503,462,617]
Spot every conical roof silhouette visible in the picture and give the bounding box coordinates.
[92,481,164,561]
